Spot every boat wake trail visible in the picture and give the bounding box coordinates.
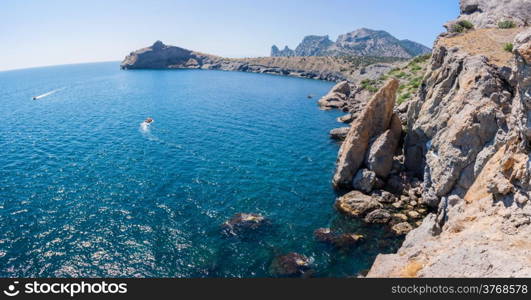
[33,87,65,100]
[139,124,209,161]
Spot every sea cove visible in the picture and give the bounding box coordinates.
[0,63,402,277]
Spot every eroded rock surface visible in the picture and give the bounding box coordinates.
[333,79,399,188]
[368,6,531,277]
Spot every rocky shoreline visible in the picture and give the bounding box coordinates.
[315,0,531,278]
[121,41,406,83]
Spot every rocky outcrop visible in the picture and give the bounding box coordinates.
[294,35,334,56]
[318,81,351,110]
[366,114,402,178]
[272,28,431,58]
[367,6,531,277]
[456,0,531,28]
[332,79,399,188]
[336,190,382,217]
[271,45,295,57]
[329,127,350,141]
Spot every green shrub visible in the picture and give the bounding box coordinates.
[451,20,474,33]
[503,43,513,52]
[410,54,431,64]
[498,20,515,29]
[409,76,423,89]
[451,23,464,33]
[361,79,379,93]
[458,20,474,30]
[410,64,422,72]
[397,92,411,105]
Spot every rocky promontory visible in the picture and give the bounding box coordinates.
[121,41,404,82]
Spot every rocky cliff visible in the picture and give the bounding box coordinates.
[122,41,404,82]
[361,1,531,277]
[271,28,431,58]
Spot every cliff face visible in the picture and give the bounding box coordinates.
[271,28,431,58]
[457,0,531,28]
[365,1,531,277]
[122,41,404,82]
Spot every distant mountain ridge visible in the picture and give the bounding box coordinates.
[271,28,431,58]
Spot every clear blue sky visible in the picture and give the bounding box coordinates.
[0,0,459,71]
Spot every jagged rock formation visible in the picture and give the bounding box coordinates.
[366,1,531,277]
[271,45,295,57]
[271,28,431,58]
[122,41,401,82]
[332,79,399,188]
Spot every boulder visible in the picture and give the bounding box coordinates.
[329,127,350,141]
[391,222,413,235]
[333,79,399,188]
[318,81,350,110]
[335,190,382,217]
[366,113,403,178]
[337,114,354,124]
[372,190,396,204]
[352,169,377,193]
[270,253,312,276]
[221,213,267,235]
[364,209,392,224]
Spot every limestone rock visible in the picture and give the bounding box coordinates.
[271,28,430,58]
[364,209,392,224]
[333,79,399,188]
[391,222,413,235]
[337,114,354,124]
[352,169,377,193]
[335,190,382,217]
[457,0,531,28]
[366,113,403,178]
[318,81,350,110]
[329,127,350,141]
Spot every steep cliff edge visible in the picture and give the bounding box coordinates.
[365,8,531,277]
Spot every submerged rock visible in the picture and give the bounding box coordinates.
[270,253,312,276]
[221,213,267,235]
[314,228,365,248]
[333,79,399,188]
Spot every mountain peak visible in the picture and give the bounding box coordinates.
[272,28,430,58]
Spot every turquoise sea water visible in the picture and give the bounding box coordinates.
[0,62,400,277]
